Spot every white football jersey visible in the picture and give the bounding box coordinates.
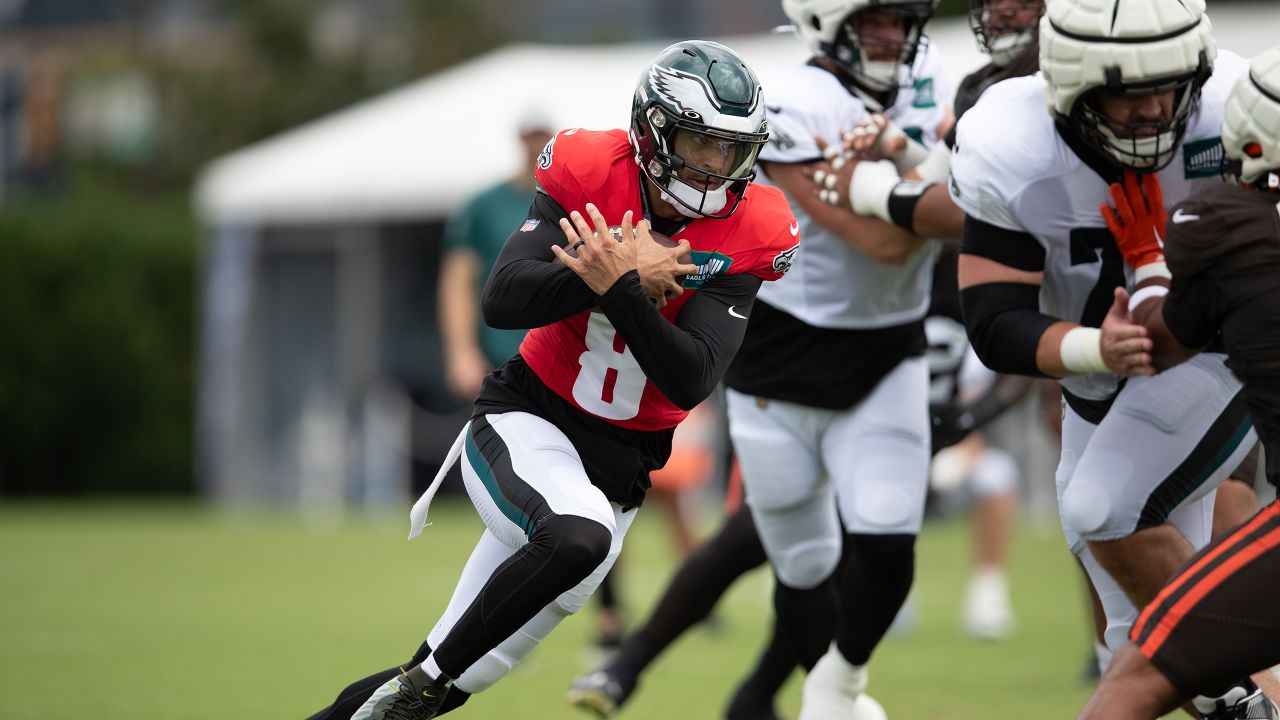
[753,39,951,329]
[950,51,1248,401]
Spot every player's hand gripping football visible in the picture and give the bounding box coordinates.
[1100,286,1154,377]
[552,205,697,308]
[633,219,698,310]
[1101,172,1167,273]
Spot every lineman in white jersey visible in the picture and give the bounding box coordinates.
[951,0,1264,714]
[722,1,960,717]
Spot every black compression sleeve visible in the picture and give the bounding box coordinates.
[481,192,599,329]
[960,216,1045,272]
[963,374,1035,432]
[597,271,763,410]
[960,282,1055,378]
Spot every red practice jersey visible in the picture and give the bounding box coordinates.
[519,128,799,431]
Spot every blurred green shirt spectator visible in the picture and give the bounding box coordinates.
[441,180,532,365]
[437,111,552,402]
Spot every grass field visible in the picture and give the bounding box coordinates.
[0,499,1100,719]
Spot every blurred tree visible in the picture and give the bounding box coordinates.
[0,167,194,495]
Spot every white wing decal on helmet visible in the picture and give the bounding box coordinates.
[650,64,722,118]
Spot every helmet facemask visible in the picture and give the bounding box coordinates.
[967,0,1043,67]
[825,2,933,106]
[633,103,767,218]
[1222,145,1280,194]
[1072,61,1209,173]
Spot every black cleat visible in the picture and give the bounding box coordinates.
[1196,687,1280,720]
[568,669,634,718]
[725,686,782,720]
[352,665,450,720]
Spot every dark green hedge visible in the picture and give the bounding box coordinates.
[0,171,195,495]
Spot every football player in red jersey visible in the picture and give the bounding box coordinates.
[1079,46,1280,720]
[303,40,799,720]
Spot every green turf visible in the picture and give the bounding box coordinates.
[0,499,1097,719]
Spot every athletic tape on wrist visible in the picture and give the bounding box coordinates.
[1127,284,1169,312]
[1059,327,1108,374]
[914,142,951,185]
[848,159,899,222]
[1133,260,1171,284]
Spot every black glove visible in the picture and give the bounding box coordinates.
[930,403,976,454]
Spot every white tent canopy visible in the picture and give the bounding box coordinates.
[193,6,1277,226]
[193,23,981,225]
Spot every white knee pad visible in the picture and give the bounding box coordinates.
[1061,480,1113,539]
[970,448,1018,498]
[772,536,841,589]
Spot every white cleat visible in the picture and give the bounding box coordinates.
[852,693,889,720]
[963,568,1015,640]
[798,643,869,720]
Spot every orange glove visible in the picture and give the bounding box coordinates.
[1101,172,1167,272]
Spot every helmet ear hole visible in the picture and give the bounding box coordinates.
[1244,142,1264,159]
[809,15,822,31]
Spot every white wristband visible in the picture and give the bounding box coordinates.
[849,159,900,222]
[1059,327,1108,374]
[914,141,952,185]
[1127,284,1169,312]
[1134,261,1171,284]
[891,138,931,176]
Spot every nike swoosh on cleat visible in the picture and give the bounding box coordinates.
[1172,208,1201,223]
[728,306,748,319]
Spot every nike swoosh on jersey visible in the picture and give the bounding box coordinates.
[1172,209,1201,224]
[789,221,799,236]
[728,306,748,319]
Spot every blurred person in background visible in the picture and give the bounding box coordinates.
[1078,44,1280,720]
[305,39,798,720]
[716,0,957,716]
[923,243,1034,641]
[438,109,552,403]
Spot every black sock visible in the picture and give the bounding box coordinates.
[606,505,767,681]
[773,577,838,670]
[303,640,471,719]
[597,566,621,612]
[725,615,794,720]
[432,514,612,679]
[833,533,916,666]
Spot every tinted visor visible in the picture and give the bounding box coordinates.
[671,127,764,186]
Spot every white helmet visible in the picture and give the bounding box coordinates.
[967,0,1044,67]
[1223,46,1280,190]
[1040,0,1215,172]
[782,0,937,106]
